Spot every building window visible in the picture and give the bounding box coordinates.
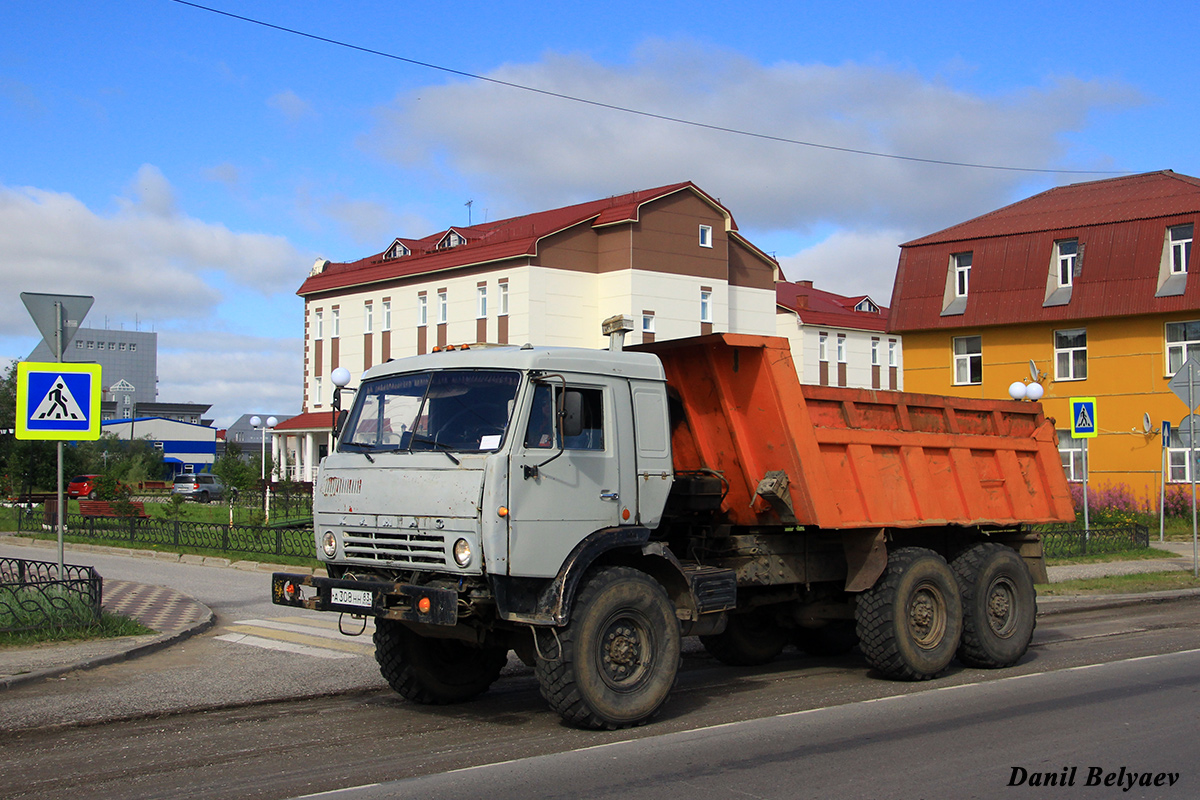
[642,312,655,334]
[836,334,847,363]
[699,225,713,248]
[954,252,972,298]
[871,339,880,366]
[416,296,427,327]
[1170,224,1194,274]
[437,292,448,324]
[819,332,829,362]
[364,302,374,333]
[385,241,409,259]
[87,340,94,349]
[700,290,712,323]
[1058,431,1084,482]
[888,339,898,367]
[314,311,323,340]
[314,376,323,407]
[129,343,136,352]
[477,286,488,319]
[331,308,340,338]
[1166,321,1200,373]
[1056,239,1078,287]
[499,281,509,315]
[1054,328,1087,381]
[953,335,982,385]
[855,298,879,313]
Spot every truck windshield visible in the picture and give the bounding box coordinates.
[339,370,521,454]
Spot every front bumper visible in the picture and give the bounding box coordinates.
[271,573,458,626]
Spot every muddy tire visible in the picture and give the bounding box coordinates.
[952,543,1036,668]
[701,608,789,666]
[374,619,507,704]
[793,620,859,657]
[856,547,962,680]
[535,567,681,730]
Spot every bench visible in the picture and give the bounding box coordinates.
[78,500,150,519]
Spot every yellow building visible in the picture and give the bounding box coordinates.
[889,171,1200,508]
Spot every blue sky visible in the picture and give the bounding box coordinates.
[2,0,1197,425]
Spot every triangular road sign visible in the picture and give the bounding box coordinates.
[31,375,86,421]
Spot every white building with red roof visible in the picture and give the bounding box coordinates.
[776,280,900,391]
[275,182,780,481]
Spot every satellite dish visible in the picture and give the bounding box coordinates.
[1029,359,1040,383]
[1143,412,1153,433]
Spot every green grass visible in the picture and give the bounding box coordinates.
[1038,571,1200,596]
[1046,546,1178,566]
[0,611,153,648]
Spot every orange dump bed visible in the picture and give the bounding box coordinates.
[639,334,1076,530]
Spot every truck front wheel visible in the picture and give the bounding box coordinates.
[856,547,963,680]
[951,543,1036,668]
[374,619,508,704]
[535,566,681,730]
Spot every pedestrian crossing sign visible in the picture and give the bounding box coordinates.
[1070,396,1097,439]
[16,362,102,440]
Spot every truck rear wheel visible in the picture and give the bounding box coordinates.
[951,543,1036,668]
[856,547,962,680]
[700,608,789,666]
[535,566,681,730]
[373,619,507,704]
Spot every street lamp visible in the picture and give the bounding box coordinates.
[250,415,278,480]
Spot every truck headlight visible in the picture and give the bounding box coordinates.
[453,538,472,567]
[321,531,337,557]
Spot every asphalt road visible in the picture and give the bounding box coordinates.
[0,578,1197,800]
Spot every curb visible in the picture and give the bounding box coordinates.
[1037,586,1200,616]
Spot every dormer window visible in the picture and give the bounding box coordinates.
[1157,223,1194,298]
[1170,224,1193,274]
[384,240,410,260]
[1056,239,1078,287]
[941,252,972,316]
[854,297,879,313]
[437,231,466,250]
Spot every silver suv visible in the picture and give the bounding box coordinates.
[172,473,225,503]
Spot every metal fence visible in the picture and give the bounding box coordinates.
[1039,524,1150,558]
[16,511,316,560]
[0,556,103,634]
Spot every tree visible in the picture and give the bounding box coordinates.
[212,441,256,493]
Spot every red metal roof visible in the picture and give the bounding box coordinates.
[298,182,732,297]
[904,171,1200,246]
[274,411,337,432]
[889,171,1200,333]
[776,280,889,332]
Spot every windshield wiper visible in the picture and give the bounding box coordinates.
[339,441,376,462]
[407,435,461,465]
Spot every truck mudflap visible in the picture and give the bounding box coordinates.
[271,573,457,626]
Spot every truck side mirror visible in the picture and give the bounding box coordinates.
[561,390,584,438]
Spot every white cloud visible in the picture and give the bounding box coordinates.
[0,167,306,339]
[367,41,1141,236]
[157,329,302,428]
[777,228,909,303]
[267,89,315,123]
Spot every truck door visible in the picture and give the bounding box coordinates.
[507,377,635,577]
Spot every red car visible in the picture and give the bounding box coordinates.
[67,474,102,500]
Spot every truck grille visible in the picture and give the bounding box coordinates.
[343,529,447,566]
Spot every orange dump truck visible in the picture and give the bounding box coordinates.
[273,327,1075,730]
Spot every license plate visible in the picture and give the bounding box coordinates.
[331,587,373,608]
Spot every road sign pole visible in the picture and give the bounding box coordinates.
[1082,439,1089,538]
[55,300,65,578]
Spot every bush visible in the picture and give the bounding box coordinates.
[1069,481,1149,526]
